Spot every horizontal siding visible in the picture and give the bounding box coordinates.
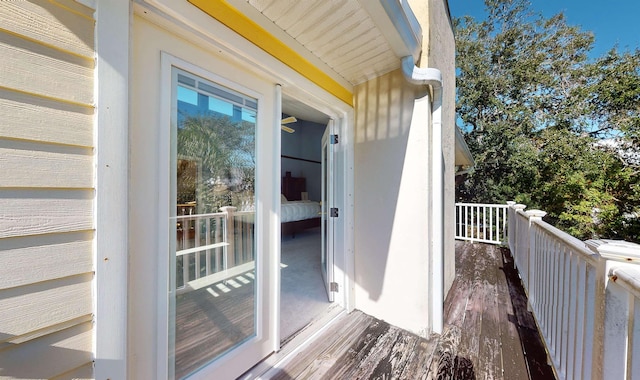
[0,321,93,379]
[50,362,94,380]
[0,2,96,378]
[0,273,92,340]
[0,31,94,105]
[0,88,94,147]
[0,140,93,188]
[0,189,94,239]
[0,0,94,58]
[0,231,93,289]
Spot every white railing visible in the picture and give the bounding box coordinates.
[506,202,640,380]
[175,206,255,294]
[455,203,508,244]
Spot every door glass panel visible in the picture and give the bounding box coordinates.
[169,68,257,379]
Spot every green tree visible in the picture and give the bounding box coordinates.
[455,0,640,242]
[177,114,256,213]
[584,48,640,144]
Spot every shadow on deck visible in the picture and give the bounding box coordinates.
[265,242,556,379]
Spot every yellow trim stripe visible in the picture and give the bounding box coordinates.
[188,0,353,106]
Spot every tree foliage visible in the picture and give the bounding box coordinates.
[177,114,256,213]
[455,0,640,242]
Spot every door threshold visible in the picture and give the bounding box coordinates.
[240,304,345,379]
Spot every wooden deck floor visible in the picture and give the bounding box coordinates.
[264,242,556,379]
[175,269,256,378]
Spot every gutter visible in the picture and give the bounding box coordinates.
[401,55,445,335]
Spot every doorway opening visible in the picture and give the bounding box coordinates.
[279,94,336,342]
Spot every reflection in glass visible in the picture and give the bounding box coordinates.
[170,68,257,379]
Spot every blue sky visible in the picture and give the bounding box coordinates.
[448,0,640,59]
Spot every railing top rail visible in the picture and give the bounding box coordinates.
[234,211,255,216]
[455,202,509,208]
[609,266,640,300]
[173,212,226,220]
[532,219,600,265]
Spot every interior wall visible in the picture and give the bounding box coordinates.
[353,69,432,336]
[281,120,325,201]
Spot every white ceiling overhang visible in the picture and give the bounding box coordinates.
[240,0,422,86]
[188,0,422,106]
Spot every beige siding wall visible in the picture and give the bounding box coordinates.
[0,1,95,378]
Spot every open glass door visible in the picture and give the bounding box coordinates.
[321,120,335,302]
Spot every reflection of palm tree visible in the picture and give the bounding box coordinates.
[177,114,255,213]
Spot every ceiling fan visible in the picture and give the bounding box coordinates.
[281,116,297,133]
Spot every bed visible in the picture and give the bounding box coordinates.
[281,172,321,236]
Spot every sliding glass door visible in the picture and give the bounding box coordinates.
[168,67,260,379]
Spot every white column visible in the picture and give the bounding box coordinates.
[94,0,130,378]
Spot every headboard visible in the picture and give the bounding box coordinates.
[282,171,306,201]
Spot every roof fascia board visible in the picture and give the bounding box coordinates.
[359,0,422,61]
[455,127,475,167]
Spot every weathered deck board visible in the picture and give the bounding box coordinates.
[478,244,504,380]
[265,242,556,380]
[495,247,529,380]
[270,312,371,379]
[499,245,556,379]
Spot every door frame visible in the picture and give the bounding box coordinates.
[132,2,356,378]
[321,120,336,302]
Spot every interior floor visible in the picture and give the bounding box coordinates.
[280,227,331,341]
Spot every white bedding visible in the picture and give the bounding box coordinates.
[281,201,321,223]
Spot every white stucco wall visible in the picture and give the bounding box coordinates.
[353,0,456,336]
[353,69,433,336]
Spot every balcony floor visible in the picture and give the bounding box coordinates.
[264,242,556,379]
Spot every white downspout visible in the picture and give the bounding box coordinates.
[401,55,444,334]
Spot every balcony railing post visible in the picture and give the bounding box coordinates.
[220,206,237,269]
[525,210,546,303]
[507,201,516,248]
[586,239,640,380]
[511,204,527,274]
